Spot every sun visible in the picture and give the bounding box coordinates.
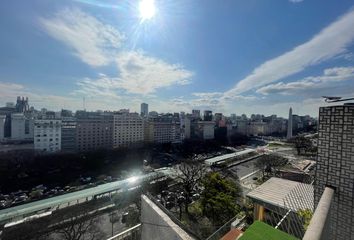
[139,0,156,21]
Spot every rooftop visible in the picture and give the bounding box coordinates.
[247,177,314,211]
[204,149,255,165]
[239,221,298,240]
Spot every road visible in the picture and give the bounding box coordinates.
[0,170,168,224]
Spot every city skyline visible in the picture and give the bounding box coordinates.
[0,0,354,117]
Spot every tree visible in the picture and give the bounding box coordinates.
[177,160,205,214]
[200,172,241,225]
[255,154,288,178]
[292,136,312,155]
[54,205,104,240]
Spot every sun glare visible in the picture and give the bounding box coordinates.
[139,0,156,21]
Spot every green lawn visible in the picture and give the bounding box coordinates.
[239,221,299,240]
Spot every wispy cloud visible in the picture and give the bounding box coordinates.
[116,51,193,94]
[224,9,354,98]
[76,51,193,95]
[256,66,354,95]
[40,8,125,66]
[289,0,304,3]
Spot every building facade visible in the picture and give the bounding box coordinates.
[10,113,34,141]
[316,104,354,239]
[0,115,6,141]
[34,119,61,153]
[76,112,114,152]
[113,112,144,148]
[141,103,149,117]
[61,117,77,152]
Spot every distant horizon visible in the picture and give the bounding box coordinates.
[1,0,353,118]
[3,96,319,119]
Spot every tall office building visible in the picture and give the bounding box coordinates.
[0,115,6,141]
[141,103,149,117]
[287,107,293,139]
[316,104,354,239]
[203,110,213,121]
[15,96,29,113]
[192,110,201,119]
[61,117,77,152]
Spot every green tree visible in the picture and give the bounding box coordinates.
[200,172,241,225]
[297,208,313,230]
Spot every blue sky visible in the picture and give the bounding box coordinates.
[0,0,354,117]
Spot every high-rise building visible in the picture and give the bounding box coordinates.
[203,110,213,121]
[61,117,77,152]
[10,113,34,141]
[192,109,201,119]
[315,104,354,239]
[113,111,144,148]
[0,115,6,141]
[34,119,61,153]
[15,96,29,113]
[287,107,293,139]
[141,103,149,117]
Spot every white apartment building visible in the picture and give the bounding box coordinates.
[11,113,34,140]
[34,119,62,153]
[113,112,144,148]
[144,121,182,144]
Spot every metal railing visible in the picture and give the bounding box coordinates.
[106,224,141,240]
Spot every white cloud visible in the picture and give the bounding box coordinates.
[256,66,354,95]
[74,75,121,100]
[40,8,124,66]
[224,9,354,98]
[115,51,193,94]
[74,51,193,96]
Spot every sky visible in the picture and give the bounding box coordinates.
[0,0,354,117]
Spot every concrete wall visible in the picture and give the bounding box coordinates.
[141,195,194,240]
[316,105,354,240]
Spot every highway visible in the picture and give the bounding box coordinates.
[0,170,167,224]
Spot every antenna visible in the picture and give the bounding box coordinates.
[83,97,86,111]
[322,96,354,103]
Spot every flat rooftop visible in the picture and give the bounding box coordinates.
[204,149,255,165]
[247,177,314,211]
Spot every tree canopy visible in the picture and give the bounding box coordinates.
[200,172,241,225]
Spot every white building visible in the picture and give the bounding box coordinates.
[0,115,6,141]
[11,113,34,141]
[144,121,182,144]
[34,119,61,153]
[113,112,144,148]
